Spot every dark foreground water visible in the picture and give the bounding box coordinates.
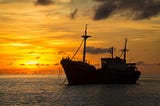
[0,75,160,106]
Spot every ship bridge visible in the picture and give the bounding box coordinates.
[101,57,136,71]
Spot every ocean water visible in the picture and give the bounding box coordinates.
[0,75,160,106]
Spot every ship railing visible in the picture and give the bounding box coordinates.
[62,57,71,60]
[126,63,138,71]
[126,63,136,67]
[62,57,90,64]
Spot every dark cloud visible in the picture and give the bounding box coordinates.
[70,8,78,19]
[94,1,116,20]
[35,63,51,66]
[35,0,54,6]
[86,46,113,54]
[156,63,160,66]
[7,62,13,66]
[54,63,59,66]
[0,0,31,4]
[136,61,160,66]
[36,56,40,60]
[136,61,145,65]
[94,0,160,20]
[57,51,64,54]
[28,51,34,54]
[119,49,129,52]
[20,64,25,66]
[53,51,66,55]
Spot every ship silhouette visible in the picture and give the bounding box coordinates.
[60,24,141,85]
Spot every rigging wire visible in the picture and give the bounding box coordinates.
[57,66,67,85]
[61,78,67,85]
[71,39,84,60]
[119,50,124,58]
[56,66,62,84]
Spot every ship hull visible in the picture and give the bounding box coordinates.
[61,59,141,85]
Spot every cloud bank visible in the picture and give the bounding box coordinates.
[87,46,113,54]
[70,8,78,19]
[35,0,54,6]
[94,0,160,20]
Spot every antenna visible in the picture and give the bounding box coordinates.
[124,38,127,62]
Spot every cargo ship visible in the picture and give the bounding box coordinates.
[60,25,141,85]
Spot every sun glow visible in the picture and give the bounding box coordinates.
[25,61,39,65]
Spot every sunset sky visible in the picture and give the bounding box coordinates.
[0,0,160,74]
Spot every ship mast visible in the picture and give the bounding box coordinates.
[123,38,127,62]
[82,24,91,63]
[111,47,114,59]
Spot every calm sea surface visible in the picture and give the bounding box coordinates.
[0,75,160,106]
